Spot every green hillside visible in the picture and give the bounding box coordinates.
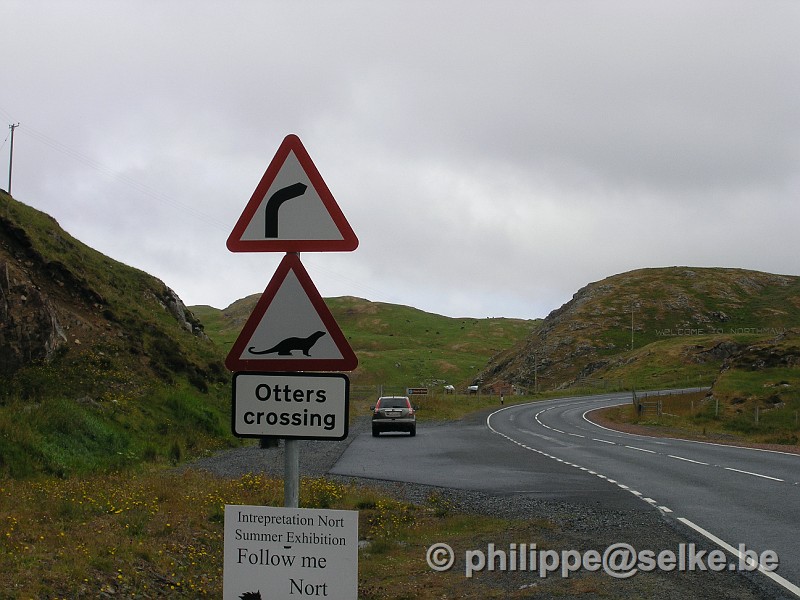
[481,267,799,391]
[479,266,799,445]
[0,191,231,477]
[192,296,537,391]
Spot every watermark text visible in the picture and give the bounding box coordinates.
[426,542,779,579]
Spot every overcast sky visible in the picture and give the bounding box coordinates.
[2,1,798,320]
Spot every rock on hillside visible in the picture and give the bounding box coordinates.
[478,267,800,391]
[0,190,222,396]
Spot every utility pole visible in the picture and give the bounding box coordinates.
[8,123,19,195]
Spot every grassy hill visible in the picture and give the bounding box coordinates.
[0,191,231,477]
[192,296,537,393]
[479,266,799,444]
[481,267,799,390]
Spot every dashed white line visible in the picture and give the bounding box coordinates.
[668,454,709,466]
[724,467,784,482]
[625,445,657,454]
[487,401,799,596]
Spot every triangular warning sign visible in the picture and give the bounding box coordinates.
[225,254,358,372]
[227,134,358,252]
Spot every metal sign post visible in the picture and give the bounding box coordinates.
[284,439,299,507]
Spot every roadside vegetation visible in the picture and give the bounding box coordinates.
[0,468,597,599]
[599,387,800,447]
[0,382,233,478]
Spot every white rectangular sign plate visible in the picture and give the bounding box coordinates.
[232,372,349,440]
[223,505,358,600]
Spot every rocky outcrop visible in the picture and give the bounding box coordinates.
[150,285,208,339]
[477,267,800,392]
[1,192,215,387]
[0,259,67,375]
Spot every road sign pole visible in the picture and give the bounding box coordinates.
[284,438,300,507]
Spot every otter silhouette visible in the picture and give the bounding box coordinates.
[240,592,261,600]
[248,331,326,356]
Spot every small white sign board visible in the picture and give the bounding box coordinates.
[232,372,349,440]
[223,505,358,600]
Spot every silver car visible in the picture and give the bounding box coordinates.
[371,396,416,437]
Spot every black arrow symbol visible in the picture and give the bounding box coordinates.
[265,182,307,238]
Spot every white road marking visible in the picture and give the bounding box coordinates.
[486,400,800,596]
[625,445,657,454]
[583,405,800,457]
[724,467,784,482]
[668,454,709,466]
[678,517,800,598]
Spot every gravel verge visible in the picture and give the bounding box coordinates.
[185,416,792,599]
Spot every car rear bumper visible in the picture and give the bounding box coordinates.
[372,418,415,432]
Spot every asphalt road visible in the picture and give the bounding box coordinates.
[330,391,800,597]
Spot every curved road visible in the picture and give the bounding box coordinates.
[487,392,800,597]
[330,391,800,597]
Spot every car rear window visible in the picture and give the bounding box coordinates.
[379,397,408,408]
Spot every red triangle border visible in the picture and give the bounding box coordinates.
[224,254,358,372]
[227,134,359,253]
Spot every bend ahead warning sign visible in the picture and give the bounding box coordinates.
[227,134,358,253]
